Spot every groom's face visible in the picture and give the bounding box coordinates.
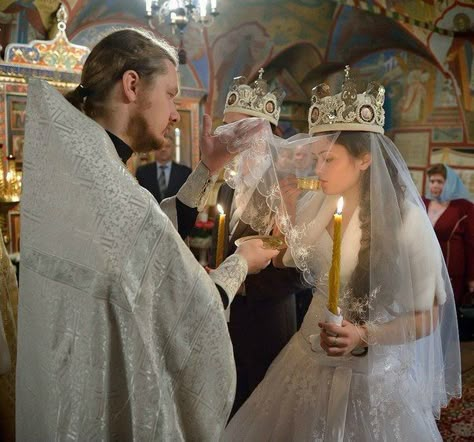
[223,111,250,124]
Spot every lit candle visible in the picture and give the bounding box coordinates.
[215,204,226,267]
[174,127,181,163]
[145,0,152,16]
[328,197,343,315]
[200,0,207,18]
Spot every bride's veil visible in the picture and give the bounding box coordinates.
[221,100,461,421]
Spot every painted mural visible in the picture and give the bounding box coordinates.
[0,0,473,164]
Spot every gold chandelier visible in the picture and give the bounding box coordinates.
[145,1,219,63]
[145,0,219,32]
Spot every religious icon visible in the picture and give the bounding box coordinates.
[11,135,24,162]
[311,107,319,123]
[9,97,27,130]
[359,105,374,123]
[227,93,237,106]
[265,100,275,114]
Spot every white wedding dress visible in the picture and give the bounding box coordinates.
[223,197,445,441]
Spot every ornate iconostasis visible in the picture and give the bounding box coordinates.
[0,2,207,254]
[0,5,89,254]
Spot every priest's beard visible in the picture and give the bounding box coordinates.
[126,100,166,153]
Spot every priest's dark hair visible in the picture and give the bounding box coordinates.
[65,28,178,118]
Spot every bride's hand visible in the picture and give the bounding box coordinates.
[318,320,366,356]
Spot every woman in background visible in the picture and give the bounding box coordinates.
[423,163,474,307]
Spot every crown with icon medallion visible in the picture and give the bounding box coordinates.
[308,66,385,135]
[224,68,285,126]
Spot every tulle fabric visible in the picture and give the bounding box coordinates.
[223,330,442,442]
[223,128,461,439]
[224,132,339,238]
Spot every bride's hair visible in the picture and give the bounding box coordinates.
[337,132,405,323]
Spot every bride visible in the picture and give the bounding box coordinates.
[222,69,461,441]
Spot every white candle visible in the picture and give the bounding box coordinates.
[216,204,226,267]
[174,127,181,163]
[211,0,217,12]
[145,0,152,16]
[199,0,207,17]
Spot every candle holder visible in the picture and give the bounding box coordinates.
[324,306,343,327]
[235,235,286,250]
[0,153,21,247]
[297,175,320,191]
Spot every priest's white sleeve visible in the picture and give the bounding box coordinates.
[160,161,219,227]
[209,254,248,307]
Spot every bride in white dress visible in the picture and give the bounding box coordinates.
[222,72,461,441]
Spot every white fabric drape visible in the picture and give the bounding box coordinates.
[17,79,236,441]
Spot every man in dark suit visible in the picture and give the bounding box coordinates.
[212,183,302,417]
[135,134,191,203]
[210,71,303,417]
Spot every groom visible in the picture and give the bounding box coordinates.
[211,71,303,417]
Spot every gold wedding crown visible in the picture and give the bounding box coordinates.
[308,66,385,135]
[224,68,285,126]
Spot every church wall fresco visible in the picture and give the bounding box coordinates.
[1,0,473,170]
[346,47,473,194]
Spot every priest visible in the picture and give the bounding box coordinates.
[16,29,277,441]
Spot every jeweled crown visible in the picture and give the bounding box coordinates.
[224,68,285,126]
[308,66,385,135]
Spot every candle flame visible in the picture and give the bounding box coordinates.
[217,204,224,215]
[336,196,344,214]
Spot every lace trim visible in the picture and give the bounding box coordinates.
[209,254,248,306]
